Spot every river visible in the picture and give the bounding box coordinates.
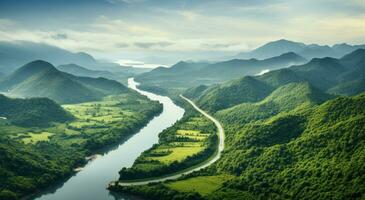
[33,78,185,200]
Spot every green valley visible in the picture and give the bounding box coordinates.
[0,88,162,199]
[118,101,217,181]
[109,49,365,200]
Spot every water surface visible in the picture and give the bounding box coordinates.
[34,78,185,200]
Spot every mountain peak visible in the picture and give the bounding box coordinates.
[16,60,58,75]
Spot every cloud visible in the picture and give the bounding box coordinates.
[51,33,68,40]
[115,42,130,48]
[134,42,174,49]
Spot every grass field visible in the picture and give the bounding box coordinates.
[0,93,161,148]
[165,174,234,196]
[21,132,54,144]
[119,110,217,178]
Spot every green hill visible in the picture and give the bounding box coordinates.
[0,94,73,127]
[0,60,128,104]
[197,76,274,112]
[182,85,208,99]
[216,82,333,126]
[112,88,364,200]
[208,93,365,200]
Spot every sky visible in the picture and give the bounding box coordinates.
[0,0,365,66]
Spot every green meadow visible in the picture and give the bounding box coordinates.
[118,108,217,180]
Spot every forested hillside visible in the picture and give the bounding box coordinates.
[0,94,73,127]
[0,60,129,104]
[111,49,365,200]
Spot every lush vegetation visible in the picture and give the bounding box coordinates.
[111,83,365,199]
[118,104,217,180]
[0,92,162,199]
[0,94,73,127]
[0,60,128,104]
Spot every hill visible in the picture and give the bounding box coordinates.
[114,91,364,200]
[236,39,365,60]
[0,94,73,127]
[136,52,306,90]
[0,60,128,104]
[197,76,274,112]
[216,82,333,125]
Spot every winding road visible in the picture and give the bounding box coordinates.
[112,94,225,186]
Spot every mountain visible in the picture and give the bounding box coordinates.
[57,64,122,80]
[216,82,332,126]
[236,39,306,59]
[0,60,128,104]
[260,49,365,94]
[0,94,73,127]
[236,39,365,60]
[136,52,306,90]
[182,85,209,99]
[195,49,365,113]
[0,41,149,75]
[207,92,365,200]
[197,76,274,112]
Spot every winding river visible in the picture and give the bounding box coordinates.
[33,78,185,200]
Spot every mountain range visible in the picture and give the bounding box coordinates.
[0,41,150,75]
[0,60,128,104]
[184,48,365,112]
[136,52,307,89]
[235,39,365,60]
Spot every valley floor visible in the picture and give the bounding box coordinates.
[110,95,223,185]
[0,92,162,200]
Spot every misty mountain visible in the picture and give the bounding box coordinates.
[0,41,149,75]
[0,60,128,104]
[236,39,365,60]
[194,49,365,111]
[136,52,306,89]
[57,63,123,80]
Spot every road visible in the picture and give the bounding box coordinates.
[112,95,225,186]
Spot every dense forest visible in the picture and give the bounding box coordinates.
[110,49,365,199]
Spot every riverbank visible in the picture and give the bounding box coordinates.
[28,78,184,200]
[108,94,225,188]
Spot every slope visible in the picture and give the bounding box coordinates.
[0,60,128,104]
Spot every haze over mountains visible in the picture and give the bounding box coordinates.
[136,52,307,89]
[183,49,365,112]
[235,39,365,60]
[0,41,149,75]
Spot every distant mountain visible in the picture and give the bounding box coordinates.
[0,94,73,127]
[0,41,149,75]
[0,60,128,104]
[236,39,365,60]
[57,64,121,80]
[195,49,365,111]
[136,52,306,89]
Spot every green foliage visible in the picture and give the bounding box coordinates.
[118,104,217,180]
[0,94,73,127]
[197,76,274,112]
[0,92,162,199]
[0,60,128,104]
